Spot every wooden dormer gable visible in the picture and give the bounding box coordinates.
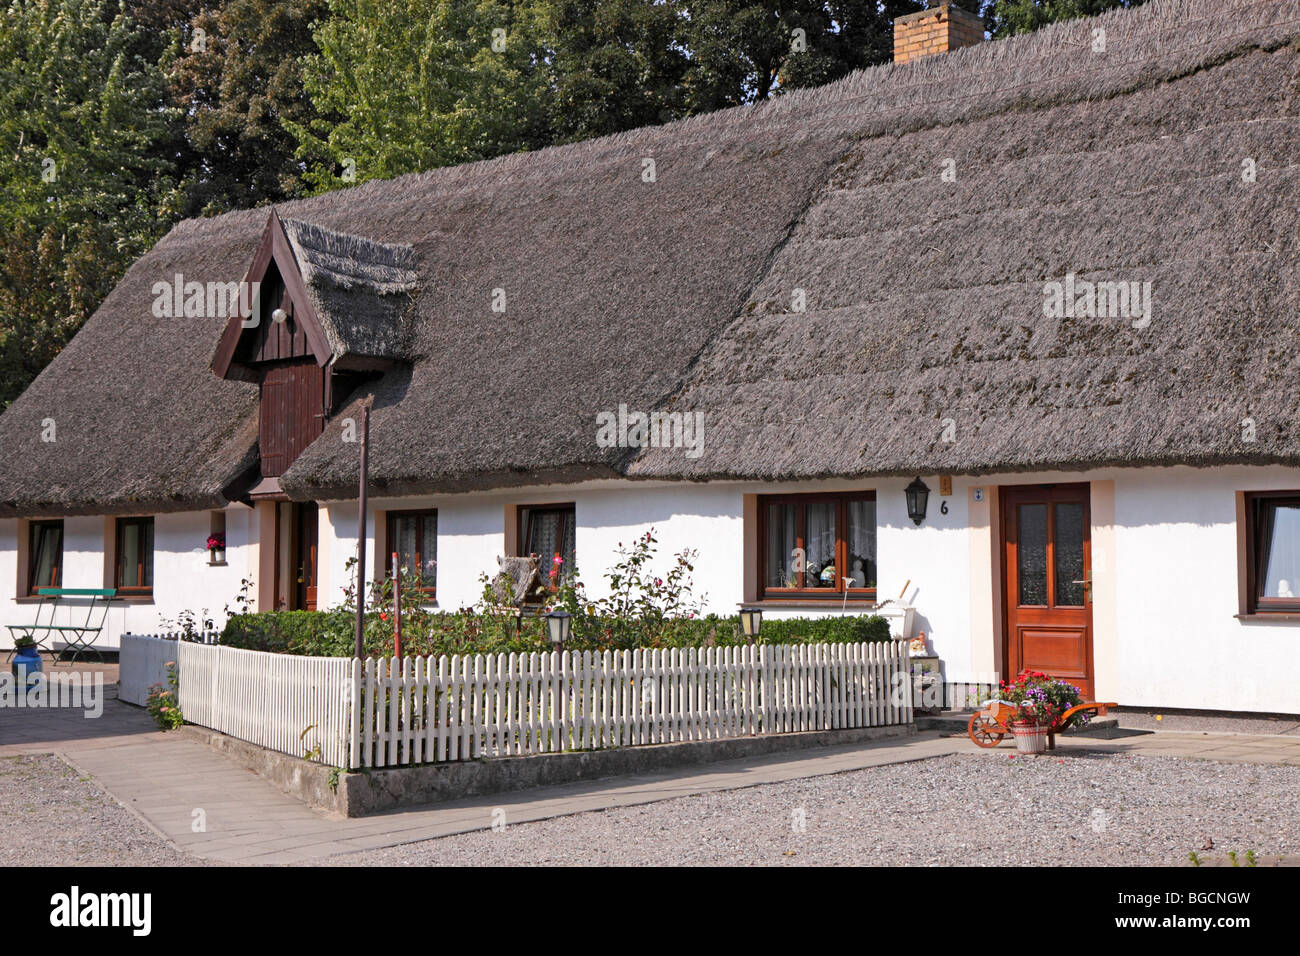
[211,209,331,384]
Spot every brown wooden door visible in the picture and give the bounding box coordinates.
[259,361,326,478]
[1002,484,1094,697]
[294,503,319,611]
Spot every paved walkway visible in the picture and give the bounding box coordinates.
[5,688,1300,864]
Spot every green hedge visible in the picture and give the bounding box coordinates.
[219,609,893,659]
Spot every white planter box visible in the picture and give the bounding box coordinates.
[874,602,915,639]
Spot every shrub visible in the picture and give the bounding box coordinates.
[218,525,894,658]
[220,608,892,658]
[146,663,184,730]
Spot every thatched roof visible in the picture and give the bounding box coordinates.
[279,218,417,366]
[630,0,1300,482]
[1,0,1298,516]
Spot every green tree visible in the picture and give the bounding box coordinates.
[539,0,688,142]
[678,1,924,111]
[292,0,552,192]
[984,0,1143,38]
[0,0,183,407]
[168,0,329,214]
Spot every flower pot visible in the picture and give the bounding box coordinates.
[1011,722,1049,754]
[11,645,42,689]
[209,547,226,565]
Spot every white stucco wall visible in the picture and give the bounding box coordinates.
[953,465,1300,714]
[0,505,255,648]
[4,466,1299,714]
[318,477,977,683]
[1111,466,1300,713]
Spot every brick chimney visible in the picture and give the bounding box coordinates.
[893,4,984,65]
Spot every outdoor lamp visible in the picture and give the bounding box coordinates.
[545,609,571,649]
[738,606,762,645]
[271,307,288,324]
[905,477,931,526]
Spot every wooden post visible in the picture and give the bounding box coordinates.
[392,550,402,660]
[354,406,370,660]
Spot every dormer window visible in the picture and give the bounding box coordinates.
[210,210,417,481]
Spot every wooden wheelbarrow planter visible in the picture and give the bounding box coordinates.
[967,699,1118,749]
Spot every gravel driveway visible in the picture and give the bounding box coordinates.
[331,751,1300,867]
[0,754,197,867]
[4,748,1296,866]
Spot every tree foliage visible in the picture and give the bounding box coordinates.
[290,0,553,191]
[168,0,329,214]
[984,0,1144,38]
[292,0,934,191]
[0,0,183,407]
[542,0,687,142]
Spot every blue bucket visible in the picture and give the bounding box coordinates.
[12,645,43,689]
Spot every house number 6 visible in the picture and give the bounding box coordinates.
[940,501,949,515]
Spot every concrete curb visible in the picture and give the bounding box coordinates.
[180,723,916,817]
[178,725,344,814]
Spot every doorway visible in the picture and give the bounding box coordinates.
[274,502,319,611]
[1000,483,1094,697]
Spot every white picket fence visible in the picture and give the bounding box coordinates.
[163,639,910,770]
[176,642,353,768]
[118,632,218,705]
[351,641,911,770]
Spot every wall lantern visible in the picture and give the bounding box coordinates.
[738,606,763,645]
[545,609,572,649]
[905,477,931,526]
[271,307,288,324]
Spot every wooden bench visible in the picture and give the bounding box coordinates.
[6,588,116,666]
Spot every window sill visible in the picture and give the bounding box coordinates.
[1235,612,1300,622]
[113,594,155,605]
[753,598,880,609]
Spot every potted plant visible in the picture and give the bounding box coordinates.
[11,635,42,687]
[998,670,1084,754]
[206,532,226,565]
